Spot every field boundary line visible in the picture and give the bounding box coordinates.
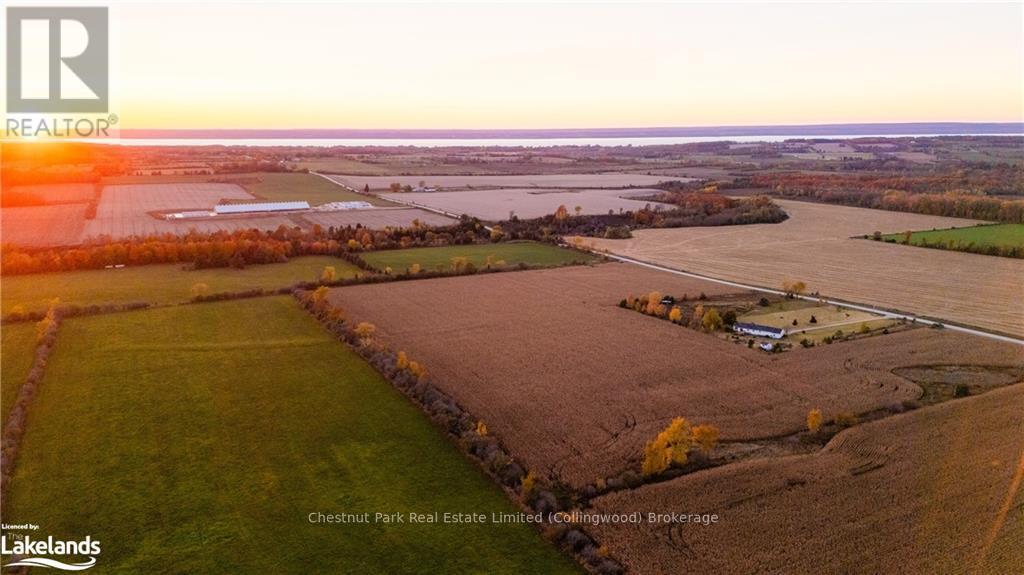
[597,252,1024,346]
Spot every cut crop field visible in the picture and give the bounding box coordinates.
[383,188,671,220]
[1,322,36,424]
[327,264,1023,488]
[360,241,596,272]
[93,183,254,219]
[300,207,454,229]
[326,173,677,191]
[3,297,579,574]
[1,256,362,314]
[588,383,1024,575]
[3,183,97,204]
[882,223,1024,250]
[586,200,1024,337]
[0,204,89,247]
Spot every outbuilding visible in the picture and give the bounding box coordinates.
[733,322,786,339]
[214,201,310,215]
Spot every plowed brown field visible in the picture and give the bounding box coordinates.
[584,200,1024,337]
[327,264,1023,488]
[589,384,1024,575]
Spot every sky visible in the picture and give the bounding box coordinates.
[7,1,1024,129]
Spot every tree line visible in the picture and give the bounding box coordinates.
[735,170,1024,223]
[0,219,488,275]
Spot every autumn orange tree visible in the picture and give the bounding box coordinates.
[643,418,721,477]
[807,409,823,433]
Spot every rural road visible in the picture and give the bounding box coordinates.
[603,253,1024,346]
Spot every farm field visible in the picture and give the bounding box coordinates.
[300,207,454,229]
[244,172,395,206]
[588,384,1024,575]
[360,241,597,272]
[3,297,580,574]
[2,183,97,204]
[325,173,677,191]
[1,179,452,247]
[0,204,90,247]
[1,256,362,314]
[586,200,1024,337]
[92,183,253,219]
[326,264,1023,488]
[383,188,671,220]
[881,223,1024,250]
[1,323,36,423]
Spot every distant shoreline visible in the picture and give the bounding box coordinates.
[119,122,1023,140]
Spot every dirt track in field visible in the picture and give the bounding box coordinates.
[589,383,1024,575]
[585,200,1024,337]
[327,264,1023,488]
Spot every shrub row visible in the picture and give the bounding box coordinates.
[3,301,151,324]
[296,291,623,575]
[0,310,61,513]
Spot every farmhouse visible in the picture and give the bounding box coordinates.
[734,322,786,339]
[214,201,310,215]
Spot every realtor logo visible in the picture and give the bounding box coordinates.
[6,7,109,113]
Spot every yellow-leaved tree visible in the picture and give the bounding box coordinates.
[642,417,693,477]
[807,409,823,433]
[691,424,720,454]
[321,266,337,283]
[668,306,683,323]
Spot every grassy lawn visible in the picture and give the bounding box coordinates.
[881,224,1024,250]
[4,297,579,574]
[361,241,597,272]
[1,256,363,314]
[1,322,36,422]
[740,302,879,331]
[102,172,394,206]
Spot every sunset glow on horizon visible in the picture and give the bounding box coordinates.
[6,1,1023,130]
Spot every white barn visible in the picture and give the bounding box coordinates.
[214,201,310,215]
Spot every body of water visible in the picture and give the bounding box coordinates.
[74,133,1022,148]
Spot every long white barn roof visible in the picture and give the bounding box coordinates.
[214,201,310,214]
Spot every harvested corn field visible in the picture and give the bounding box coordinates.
[383,188,670,220]
[588,384,1024,575]
[1,204,90,247]
[326,264,1023,488]
[586,200,1024,337]
[325,173,677,191]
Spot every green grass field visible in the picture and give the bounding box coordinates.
[361,241,597,272]
[881,224,1024,251]
[241,172,395,206]
[102,172,394,207]
[4,297,579,574]
[1,322,36,422]
[1,256,362,314]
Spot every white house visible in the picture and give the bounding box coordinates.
[734,322,786,339]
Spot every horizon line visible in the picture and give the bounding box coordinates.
[117,122,1024,140]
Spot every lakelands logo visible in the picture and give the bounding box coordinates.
[1,534,101,571]
[5,6,116,138]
